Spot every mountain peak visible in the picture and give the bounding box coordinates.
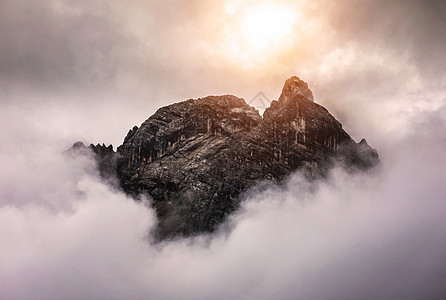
[278,76,314,103]
[71,76,379,240]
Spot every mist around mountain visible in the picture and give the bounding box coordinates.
[2,0,446,299]
[2,103,446,299]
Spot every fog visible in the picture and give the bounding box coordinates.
[1,0,446,299]
[2,109,446,299]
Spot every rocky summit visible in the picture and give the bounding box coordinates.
[71,76,379,239]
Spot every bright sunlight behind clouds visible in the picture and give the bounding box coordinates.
[1,0,446,298]
[223,0,301,63]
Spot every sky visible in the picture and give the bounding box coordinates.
[1,0,446,299]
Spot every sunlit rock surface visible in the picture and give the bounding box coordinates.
[71,77,379,239]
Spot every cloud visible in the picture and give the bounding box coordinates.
[1,0,446,299]
[1,104,446,299]
[2,0,445,145]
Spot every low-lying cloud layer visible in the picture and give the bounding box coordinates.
[1,0,446,299]
[1,108,446,299]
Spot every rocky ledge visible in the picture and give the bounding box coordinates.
[70,76,379,239]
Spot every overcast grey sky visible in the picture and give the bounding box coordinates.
[1,0,446,299]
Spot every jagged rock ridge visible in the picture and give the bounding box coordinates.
[71,76,379,239]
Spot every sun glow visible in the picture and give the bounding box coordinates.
[241,4,296,50]
[223,1,300,63]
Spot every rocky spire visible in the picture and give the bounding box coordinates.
[278,76,314,103]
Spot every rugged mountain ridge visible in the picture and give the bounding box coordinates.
[71,77,379,239]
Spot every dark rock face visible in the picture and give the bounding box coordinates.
[90,143,117,180]
[66,142,117,180]
[71,77,379,239]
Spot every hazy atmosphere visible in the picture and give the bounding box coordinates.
[1,0,446,299]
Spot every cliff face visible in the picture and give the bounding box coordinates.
[72,77,379,239]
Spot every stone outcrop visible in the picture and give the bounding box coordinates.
[67,142,116,180]
[70,77,379,239]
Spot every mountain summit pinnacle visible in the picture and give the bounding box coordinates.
[278,76,314,103]
[70,76,378,239]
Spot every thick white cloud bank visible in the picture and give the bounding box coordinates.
[1,107,446,299]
